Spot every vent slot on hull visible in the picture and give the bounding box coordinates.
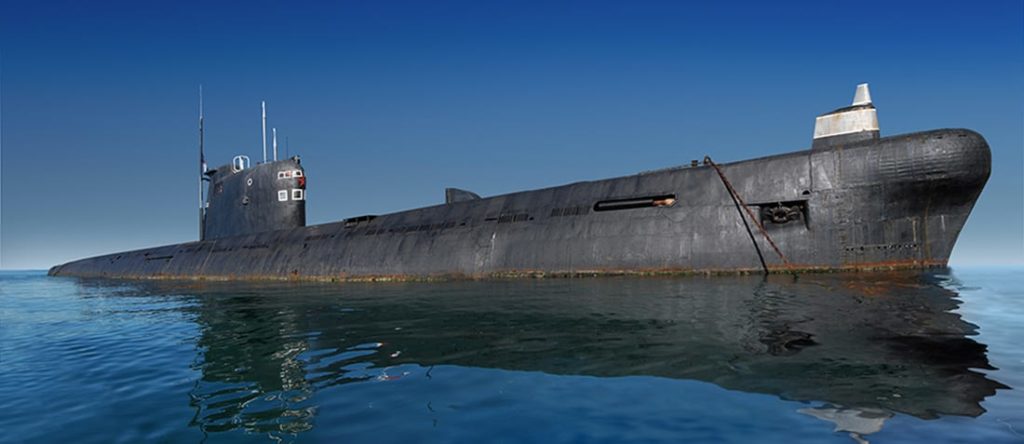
[344,215,378,228]
[593,194,676,212]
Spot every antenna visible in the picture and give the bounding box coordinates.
[261,100,267,163]
[272,128,278,161]
[198,85,206,241]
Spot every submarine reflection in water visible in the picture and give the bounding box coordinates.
[166,272,1006,437]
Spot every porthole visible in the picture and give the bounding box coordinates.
[247,178,253,186]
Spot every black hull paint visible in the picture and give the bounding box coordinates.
[49,129,990,280]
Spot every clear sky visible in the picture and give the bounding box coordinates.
[1,0,1022,269]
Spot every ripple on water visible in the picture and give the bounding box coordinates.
[2,270,1022,443]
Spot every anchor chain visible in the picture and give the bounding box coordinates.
[704,156,794,273]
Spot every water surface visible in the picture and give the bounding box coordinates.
[1,268,1022,443]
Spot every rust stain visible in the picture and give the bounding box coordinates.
[704,156,794,271]
[60,258,947,283]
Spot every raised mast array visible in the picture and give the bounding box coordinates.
[198,85,207,240]
[261,100,267,163]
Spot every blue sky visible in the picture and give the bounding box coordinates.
[2,0,1022,269]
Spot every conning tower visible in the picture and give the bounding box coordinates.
[202,155,306,240]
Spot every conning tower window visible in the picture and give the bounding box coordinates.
[278,190,288,201]
[593,194,676,212]
[277,170,303,179]
[292,189,305,201]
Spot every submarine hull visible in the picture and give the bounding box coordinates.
[49,129,990,280]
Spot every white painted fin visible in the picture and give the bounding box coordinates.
[852,83,872,106]
[813,84,879,140]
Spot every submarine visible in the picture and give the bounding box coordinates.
[49,84,991,280]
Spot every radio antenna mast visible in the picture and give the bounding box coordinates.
[272,128,278,161]
[261,100,267,163]
[198,85,207,240]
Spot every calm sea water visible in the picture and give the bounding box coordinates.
[1,268,1022,443]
